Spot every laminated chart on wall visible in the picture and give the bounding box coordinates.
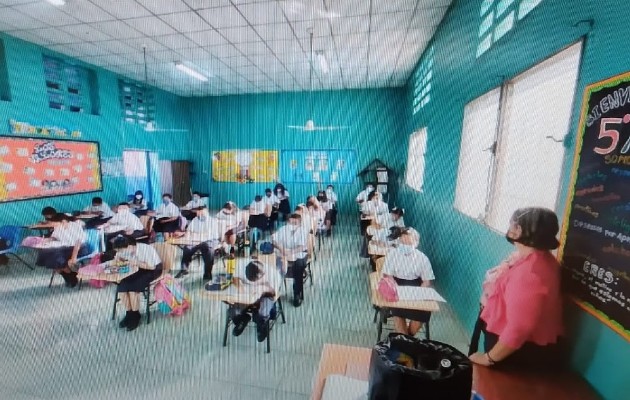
[280,150,357,184]
[0,136,101,202]
[211,150,278,183]
[559,70,630,341]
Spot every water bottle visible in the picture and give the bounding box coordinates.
[471,391,484,400]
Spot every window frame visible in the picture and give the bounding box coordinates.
[405,127,428,193]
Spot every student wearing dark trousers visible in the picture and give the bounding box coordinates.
[272,213,308,307]
[176,207,221,280]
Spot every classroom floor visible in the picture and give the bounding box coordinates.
[0,215,470,400]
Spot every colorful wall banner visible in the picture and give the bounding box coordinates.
[212,150,278,183]
[280,150,357,184]
[9,119,82,138]
[559,70,630,341]
[0,136,101,202]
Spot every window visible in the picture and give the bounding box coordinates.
[123,150,160,206]
[42,55,91,113]
[455,42,582,232]
[0,39,11,102]
[405,128,428,192]
[119,79,155,125]
[412,46,434,115]
[476,0,543,58]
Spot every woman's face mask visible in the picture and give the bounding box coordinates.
[193,195,200,201]
[398,244,415,254]
[135,195,142,200]
[163,198,170,205]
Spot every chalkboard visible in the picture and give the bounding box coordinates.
[559,71,630,341]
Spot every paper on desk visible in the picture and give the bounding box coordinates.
[396,287,446,302]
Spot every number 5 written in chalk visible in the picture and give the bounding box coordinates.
[593,118,630,155]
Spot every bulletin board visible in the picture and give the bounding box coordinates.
[0,136,102,202]
[212,150,278,183]
[559,70,630,341]
[280,150,357,184]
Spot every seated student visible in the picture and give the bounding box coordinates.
[81,197,114,229]
[273,183,291,222]
[248,195,268,252]
[230,260,282,342]
[35,213,89,287]
[262,188,280,230]
[175,207,221,280]
[307,195,327,235]
[151,193,181,240]
[112,236,163,332]
[355,183,374,205]
[368,207,406,243]
[102,203,146,248]
[316,190,334,236]
[272,213,309,307]
[216,201,244,248]
[295,204,314,234]
[40,206,58,224]
[181,191,206,220]
[325,184,338,225]
[128,190,148,216]
[381,228,435,336]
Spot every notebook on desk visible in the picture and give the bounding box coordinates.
[321,374,368,400]
[396,286,447,302]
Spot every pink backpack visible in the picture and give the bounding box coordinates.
[377,275,399,302]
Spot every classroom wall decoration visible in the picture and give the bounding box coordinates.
[211,150,278,183]
[9,119,82,138]
[0,136,101,202]
[559,70,630,341]
[101,157,124,177]
[280,150,357,184]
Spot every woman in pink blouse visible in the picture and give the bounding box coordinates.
[469,207,563,369]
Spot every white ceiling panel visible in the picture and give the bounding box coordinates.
[330,16,369,36]
[136,0,191,15]
[326,0,371,17]
[29,27,80,45]
[183,0,233,10]
[207,43,242,58]
[61,1,115,23]
[125,16,178,36]
[94,40,139,55]
[253,23,296,41]
[185,29,229,46]
[123,37,170,53]
[154,34,198,50]
[59,24,112,42]
[89,0,152,19]
[218,25,260,43]
[0,8,50,29]
[234,41,270,56]
[371,12,413,32]
[13,3,81,26]
[197,6,249,29]
[237,2,285,25]
[90,20,145,39]
[159,11,213,33]
[373,0,418,14]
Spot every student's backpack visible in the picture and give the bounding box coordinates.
[260,241,274,254]
[154,274,191,316]
[377,275,399,302]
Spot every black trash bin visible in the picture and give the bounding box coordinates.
[368,333,472,400]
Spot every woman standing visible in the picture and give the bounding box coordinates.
[274,183,291,222]
[468,207,563,370]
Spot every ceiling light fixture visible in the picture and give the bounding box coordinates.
[45,0,66,6]
[175,62,208,82]
[316,51,329,74]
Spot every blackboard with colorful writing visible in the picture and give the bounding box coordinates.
[560,71,630,341]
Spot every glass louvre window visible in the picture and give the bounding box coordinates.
[119,79,155,125]
[412,46,435,115]
[42,55,87,112]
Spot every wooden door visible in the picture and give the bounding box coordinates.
[170,161,191,206]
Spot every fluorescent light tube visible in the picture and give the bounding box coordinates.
[46,0,66,5]
[175,62,208,82]
[316,52,329,74]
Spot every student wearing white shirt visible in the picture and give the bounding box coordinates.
[272,213,309,307]
[295,204,314,233]
[151,193,181,240]
[273,183,291,222]
[316,190,334,236]
[248,195,269,252]
[216,201,244,247]
[355,184,374,204]
[81,197,114,229]
[176,207,221,280]
[229,260,282,342]
[381,228,435,336]
[263,188,280,229]
[129,190,148,216]
[367,207,406,243]
[103,203,146,249]
[325,185,338,225]
[181,191,207,220]
[34,213,88,287]
[112,236,163,332]
[307,195,328,234]
[357,184,376,235]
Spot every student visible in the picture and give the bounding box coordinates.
[325,184,338,225]
[295,204,314,234]
[82,197,114,229]
[355,183,374,205]
[248,195,268,252]
[176,207,221,280]
[262,188,280,230]
[273,183,291,222]
[362,191,389,225]
[102,203,145,248]
[35,213,89,287]
[381,228,434,336]
[316,190,334,236]
[230,260,282,342]
[272,213,309,307]
[389,207,405,228]
[41,206,58,223]
[181,191,206,220]
[307,195,327,235]
[216,201,244,247]
[151,193,181,240]
[128,190,148,216]
[112,236,163,332]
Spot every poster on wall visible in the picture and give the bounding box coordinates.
[280,150,357,184]
[211,150,278,183]
[559,70,630,341]
[0,136,102,202]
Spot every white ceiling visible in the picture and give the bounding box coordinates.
[0,0,452,97]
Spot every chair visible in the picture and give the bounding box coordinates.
[222,297,286,354]
[0,225,32,269]
[49,228,103,288]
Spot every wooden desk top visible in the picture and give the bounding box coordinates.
[77,263,139,283]
[369,272,440,312]
[311,345,601,400]
[76,213,101,219]
[368,241,389,256]
[168,236,207,246]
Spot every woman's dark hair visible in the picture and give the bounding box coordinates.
[306,196,317,208]
[367,190,379,201]
[49,213,76,223]
[274,183,285,196]
[391,207,404,217]
[511,207,560,250]
[134,190,144,197]
[162,193,172,199]
[112,235,136,250]
[132,191,144,205]
[223,202,235,211]
[245,261,263,282]
[254,195,262,202]
[42,206,57,217]
[317,190,328,202]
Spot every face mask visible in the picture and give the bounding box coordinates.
[135,195,142,199]
[193,196,200,201]
[398,244,414,254]
[118,208,129,214]
[163,199,170,205]
[326,189,333,195]
[117,250,133,260]
[289,224,299,232]
[367,186,374,192]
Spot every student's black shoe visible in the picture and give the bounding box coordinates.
[256,320,269,342]
[293,296,303,307]
[202,274,212,281]
[66,272,78,288]
[126,311,141,332]
[174,269,189,279]
[232,314,251,337]
[119,312,130,328]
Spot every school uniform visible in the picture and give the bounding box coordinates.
[180,216,221,279]
[272,225,309,300]
[231,261,282,320]
[248,200,268,231]
[35,221,89,269]
[153,202,181,233]
[117,243,163,293]
[216,209,245,236]
[382,247,435,322]
[129,198,148,216]
[355,189,371,204]
[326,190,338,225]
[181,198,207,220]
[310,206,327,232]
[105,211,145,247]
[275,190,291,220]
[82,202,114,228]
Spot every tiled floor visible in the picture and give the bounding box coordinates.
[0,215,469,399]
